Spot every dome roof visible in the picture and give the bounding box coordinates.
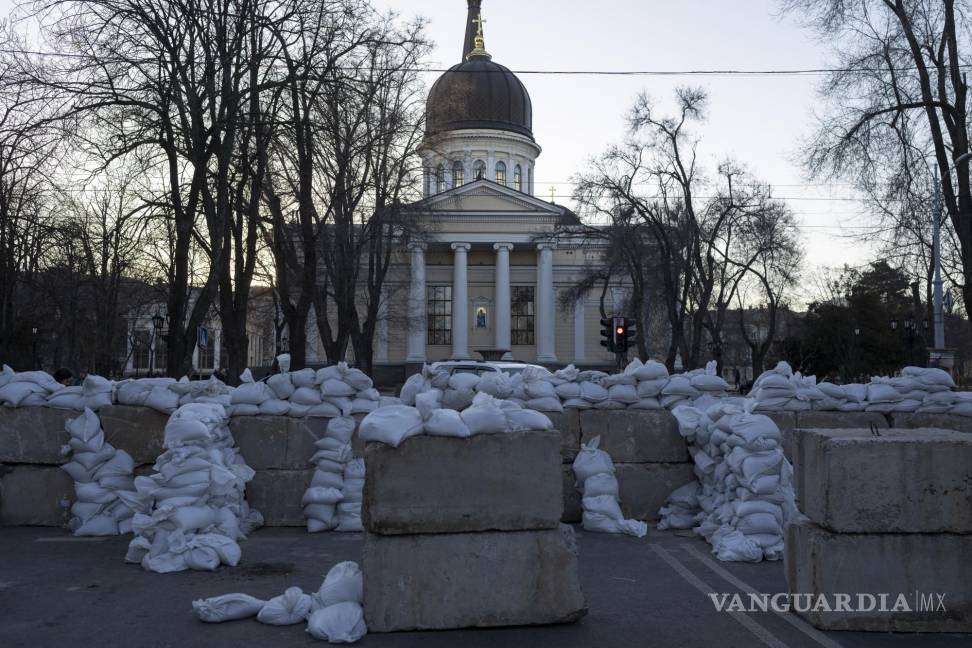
[426,57,533,140]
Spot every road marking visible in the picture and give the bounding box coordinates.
[35,537,108,543]
[681,544,844,648]
[651,544,791,648]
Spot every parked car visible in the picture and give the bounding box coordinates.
[429,360,548,377]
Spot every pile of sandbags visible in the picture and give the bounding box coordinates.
[123,402,262,573]
[302,417,354,533]
[663,400,798,562]
[231,362,380,419]
[193,561,367,643]
[749,362,824,412]
[0,366,62,407]
[362,391,554,448]
[171,375,234,409]
[115,377,181,414]
[572,435,647,537]
[60,408,137,535]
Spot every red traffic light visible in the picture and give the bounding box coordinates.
[615,326,625,335]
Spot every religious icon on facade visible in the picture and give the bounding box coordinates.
[476,306,488,328]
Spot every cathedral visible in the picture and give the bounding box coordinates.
[306,0,622,373]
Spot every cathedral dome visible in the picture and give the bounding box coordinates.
[425,0,533,140]
[426,58,533,140]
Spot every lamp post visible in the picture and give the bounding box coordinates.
[150,310,164,377]
[31,326,38,369]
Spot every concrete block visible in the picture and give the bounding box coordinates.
[545,409,581,462]
[891,412,972,434]
[246,469,312,527]
[363,430,562,534]
[796,427,972,533]
[579,410,689,463]
[99,405,168,465]
[0,464,73,526]
[230,416,330,471]
[763,411,796,433]
[363,526,587,631]
[561,464,582,523]
[785,518,972,632]
[0,407,75,464]
[614,462,696,521]
[783,411,889,463]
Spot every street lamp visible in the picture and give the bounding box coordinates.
[31,326,38,369]
[149,310,164,376]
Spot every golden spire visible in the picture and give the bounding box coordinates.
[466,11,491,59]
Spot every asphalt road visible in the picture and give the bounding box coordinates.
[0,526,967,648]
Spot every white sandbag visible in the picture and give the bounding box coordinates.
[306,602,367,643]
[583,494,624,520]
[291,386,324,406]
[607,384,639,404]
[358,406,424,447]
[145,386,180,413]
[267,373,295,400]
[582,511,648,537]
[314,561,363,608]
[399,373,427,406]
[476,372,513,398]
[505,408,553,432]
[448,372,481,392]
[579,381,609,403]
[0,381,45,407]
[525,396,564,412]
[582,472,619,498]
[356,388,380,402]
[459,394,508,434]
[322,396,353,416]
[636,378,667,398]
[257,586,312,626]
[304,504,338,530]
[343,369,373,392]
[258,399,290,416]
[193,592,267,622]
[662,376,700,398]
[302,487,344,506]
[632,360,669,381]
[321,379,355,398]
[277,354,292,373]
[230,382,273,406]
[312,469,345,490]
[308,402,343,418]
[415,389,443,420]
[554,382,582,400]
[291,368,317,388]
[572,436,614,483]
[325,417,356,444]
[562,398,592,409]
[441,388,475,411]
[423,409,471,437]
[691,374,731,392]
[46,389,85,411]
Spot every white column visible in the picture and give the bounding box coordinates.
[536,243,558,362]
[494,243,513,356]
[213,328,221,370]
[406,242,427,363]
[573,297,586,362]
[451,242,471,359]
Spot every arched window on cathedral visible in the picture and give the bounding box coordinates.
[495,161,507,186]
[474,159,486,180]
[513,165,522,191]
[452,161,464,188]
[436,163,446,193]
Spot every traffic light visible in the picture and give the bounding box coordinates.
[614,317,629,353]
[599,317,616,353]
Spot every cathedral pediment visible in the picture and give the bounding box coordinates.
[417,179,564,216]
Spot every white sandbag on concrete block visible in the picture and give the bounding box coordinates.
[424,409,471,437]
[359,406,424,447]
[313,561,363,608]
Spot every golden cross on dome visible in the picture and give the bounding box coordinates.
[466,11,491,59]
[472,13,486,37]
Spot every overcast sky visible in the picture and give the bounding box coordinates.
[373,0,877,280]
[1,0,880,284]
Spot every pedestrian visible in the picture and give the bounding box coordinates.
[53,367,74,386]
[733,367,741,389]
